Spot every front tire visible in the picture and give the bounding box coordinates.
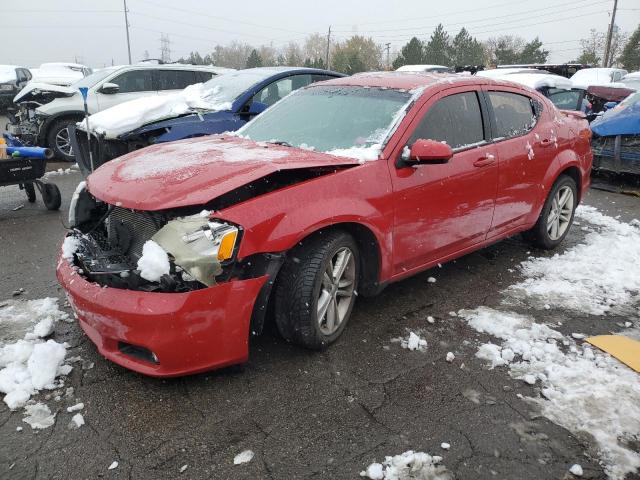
[46,118,80,161]
[524,175,577,249]
[274,231,359,350]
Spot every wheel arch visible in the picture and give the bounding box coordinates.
[41,111,86,145]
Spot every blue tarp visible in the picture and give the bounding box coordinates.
[591,96,640,137]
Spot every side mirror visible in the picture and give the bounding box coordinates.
[247,101,267,116]
[99,82,120,94]
[399,139,453,167]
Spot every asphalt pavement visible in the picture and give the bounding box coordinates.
[0,166,638,479]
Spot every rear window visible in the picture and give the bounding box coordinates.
[409,91,485,149]
[488,91,537,139]
[546,88,582,111]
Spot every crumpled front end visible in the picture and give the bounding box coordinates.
[57,183,278,376]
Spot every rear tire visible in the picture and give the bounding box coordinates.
[46,118,80,161]
[524,175,577,250]
[274,231,359,350]
[41,183,61,210]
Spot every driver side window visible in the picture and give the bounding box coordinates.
[253,75,313,107]
[409,91,485,150]
[109,70,154,93]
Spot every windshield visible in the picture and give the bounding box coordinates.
[200,70,275,104]
[238,85,414,154]
[73,68,118,89]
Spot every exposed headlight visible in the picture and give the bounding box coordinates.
[152,215,240,286]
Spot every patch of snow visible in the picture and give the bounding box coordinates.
[360,451,451,479]
[570,464,584,476]
[0,298,69,411]
[23,403,56,429]
[427,277,436,283]
[445,352,455,363]
[62,236,81,263]
[179,464,188,473]
[66,402,84,412]
[233,449,254,465]
[70,413,85,428]
[108,461,118,470]
[440,443,450,450]
[79,83,233,139]
[325,144,382,163]
[507,205,640,315]
[396,331,427,352]
[137,240,170,282]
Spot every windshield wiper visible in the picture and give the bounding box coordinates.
[267,140,293,147]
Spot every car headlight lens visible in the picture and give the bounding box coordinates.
[181,220,239,262]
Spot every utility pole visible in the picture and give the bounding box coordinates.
[385,43,391,70]
[325,26,331,70]
[603,0,618,67]
[160,33,171,63]
[123,0,132,64]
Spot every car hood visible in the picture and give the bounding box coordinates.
[591,102,640,137]
[13,82,75,103]
[87,135,362,210]
[122,110,231,139]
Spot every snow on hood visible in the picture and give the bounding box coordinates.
[78,83,233,139]
[13,82,75,103]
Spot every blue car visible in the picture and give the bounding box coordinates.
[71,67,344,174]
[591,91,640,175]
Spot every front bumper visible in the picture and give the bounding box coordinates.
[57,255,267,377]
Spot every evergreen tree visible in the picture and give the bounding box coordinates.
[493,38,520,65]
[451,28,485,66]
[518,37,549,63]
[246,49,263,68]
[424,24,451,66]
[619,25,640,70]
[392,37,425,69]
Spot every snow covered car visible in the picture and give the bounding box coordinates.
[620,72,640,91]
[396,65,452,73]
[570,67,628,89]
[591,91,640,174]
[29,62,92,86]
[0,65,32,110]
[58,72,592,376]
[8,64,230,161]
[70,67,345,176]
[477,69,587,111]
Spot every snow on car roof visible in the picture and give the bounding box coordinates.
[318,71,488,91]
[477,68,548,78]
[0,65,21,83]
[396,64,449,72]
[481,72,573,90]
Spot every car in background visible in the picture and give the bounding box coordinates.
[476,69,587,111]
[59,72,591,376]
[8,63,232,161]
[497,63,591,79]
[570,67,628,89]
[0,65,32,110]
[396,65,452,73]
[30,62,92,86]
[70,67,345,175]
[591,91,640,175]
[620,72,640,91]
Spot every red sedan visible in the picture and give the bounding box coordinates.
[58,72,592,376]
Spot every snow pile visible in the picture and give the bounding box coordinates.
[62,235,81,262]
[114,137,289,181]
[79,83,233,139]
[396,331,428,352]
[23,402,56,429]
[460,307,640,480]
[137,240,170,282]
[508,205,640,315]
[233,450,254,465]
[360,451,451,479]
[325,144,382,163]
[0,298,69,410]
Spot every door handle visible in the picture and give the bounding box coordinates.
[473,154,496,167]
[538,139,554,147]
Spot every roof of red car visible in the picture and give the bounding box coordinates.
[316,71,488,90]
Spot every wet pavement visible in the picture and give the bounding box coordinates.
[0,167,638,479]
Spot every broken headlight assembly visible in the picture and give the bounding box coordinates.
[152,215,240,287]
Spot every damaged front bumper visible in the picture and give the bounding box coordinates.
[57,256,267,376]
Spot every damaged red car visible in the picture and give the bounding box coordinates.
[57,73,592,376]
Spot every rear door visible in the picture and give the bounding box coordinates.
[483,89,548,236]
[389,87,499,274]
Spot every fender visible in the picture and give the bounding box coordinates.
[218,159,396,281]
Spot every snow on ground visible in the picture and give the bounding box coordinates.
[233,450,254,465]
[43,164,78,178]
[137,240,170,282]
[360,451,451,480]
[392,331,428,352]
[0,298,70,413]
[507,205,640,315]
[459,207,640,479]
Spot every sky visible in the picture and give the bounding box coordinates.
[2,0,639,68]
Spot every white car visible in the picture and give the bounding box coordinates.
[29,62,92,86]
[570,67,628,89]
[9,63,233,160]
[620,72,640,91]
[0,65,32,110]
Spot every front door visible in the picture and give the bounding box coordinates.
[389,87,498,275]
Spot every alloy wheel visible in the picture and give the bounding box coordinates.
[55,127,73,156]
[547,185,574,240]
[316,247,356,335]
